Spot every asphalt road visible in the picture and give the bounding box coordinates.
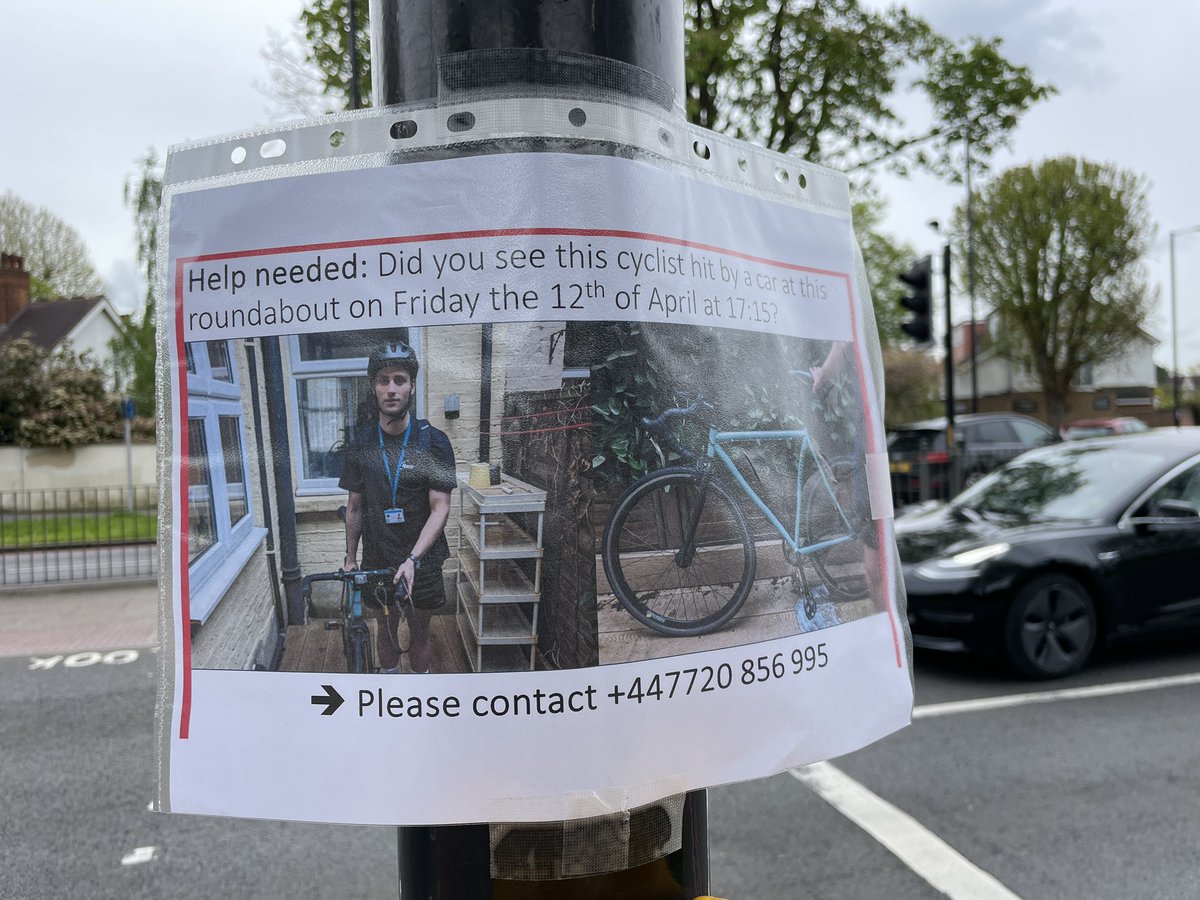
[0,648,396,900]
[710,637,1200,900]
[3,591,1199,899]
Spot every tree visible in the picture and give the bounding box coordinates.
[260,0,369,115]
[852,192,916,347]
[109,151,162,417]
[267,1,1050,180]
[0,192,105,300]
[683,1,1052,178]
[959,156,1156,429]
[881,347,941,429]
[0,338,119,448]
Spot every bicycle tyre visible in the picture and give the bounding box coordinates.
[603,467,756,637]
[800,459,868,603]
[346,622,373,674]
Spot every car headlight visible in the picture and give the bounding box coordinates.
[915,543,1011,581]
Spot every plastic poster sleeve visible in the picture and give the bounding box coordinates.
[154,98,913,826]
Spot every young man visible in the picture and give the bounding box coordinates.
[339,340,457,673]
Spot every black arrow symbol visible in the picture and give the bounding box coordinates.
[311,684,344,716]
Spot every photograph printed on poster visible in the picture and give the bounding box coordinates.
[582,321,885,665]
[182,319,884,674]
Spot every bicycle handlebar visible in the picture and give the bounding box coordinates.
[640,398,716,462]
[301,567,396,597]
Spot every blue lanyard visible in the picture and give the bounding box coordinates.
[378,417,413,505]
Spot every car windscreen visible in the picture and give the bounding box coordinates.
[953,444,1169,522]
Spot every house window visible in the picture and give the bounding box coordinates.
[185,340,262,622]
[187,418,216,564]
[289,328,414,492]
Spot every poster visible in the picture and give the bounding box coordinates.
[156,102,912,826]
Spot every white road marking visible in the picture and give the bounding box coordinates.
[792,673,1200,895]
[792,762,1020,900]
[913,671,1200,720]
[120,846,160,866]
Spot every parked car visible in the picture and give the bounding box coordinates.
[1063,416,1150,440]
[896,428,1200,678]
[888,413,1059,504]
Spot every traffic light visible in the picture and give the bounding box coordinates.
[898,255,933,345]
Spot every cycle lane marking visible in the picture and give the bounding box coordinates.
[791,762,1020,900]
[912,671,1200,720]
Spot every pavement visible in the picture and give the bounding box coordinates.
[0,579,159,658]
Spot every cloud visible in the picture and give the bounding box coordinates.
[918,0,1109,89]
[105,259,144,317]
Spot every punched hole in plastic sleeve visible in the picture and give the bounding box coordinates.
[866,452,895,520]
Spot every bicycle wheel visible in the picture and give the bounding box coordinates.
[345,622,374,674]
[603,467,756,637]
[800,459,868,603]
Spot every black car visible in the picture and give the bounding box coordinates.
[896,428,1200,678]
[888,413,1059,505]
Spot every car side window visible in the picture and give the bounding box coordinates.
[1133,460,1200,517]
[1011,419,1055,447]
[972,420,1015,445]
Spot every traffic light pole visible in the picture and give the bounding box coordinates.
[368,2,708,897]
[942,244,958,492]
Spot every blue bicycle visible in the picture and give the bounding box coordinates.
[601,396,866,636]
[301,567,398,673]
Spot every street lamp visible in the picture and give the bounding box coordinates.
[1169,224,1200,426]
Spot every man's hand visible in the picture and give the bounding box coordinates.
[394,556,416,594]
[340,555,358,573]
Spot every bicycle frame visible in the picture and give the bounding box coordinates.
[705,426,855,556]
[300,568,394,673]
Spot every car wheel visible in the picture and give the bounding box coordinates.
[1004,572,1097,679]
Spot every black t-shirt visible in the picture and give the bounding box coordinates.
[339,417,456,570]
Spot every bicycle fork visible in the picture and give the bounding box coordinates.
[674,462,715,569]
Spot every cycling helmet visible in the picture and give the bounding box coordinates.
[368,340,419,380]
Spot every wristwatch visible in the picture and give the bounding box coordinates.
[408,553,422,569]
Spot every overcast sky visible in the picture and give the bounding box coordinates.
[2,0,1198,370]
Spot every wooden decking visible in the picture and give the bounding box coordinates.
[278,607,471,674]
[596,544,877,665]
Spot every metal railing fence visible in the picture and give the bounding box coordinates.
[0,485,158,586]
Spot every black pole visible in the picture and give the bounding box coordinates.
[244,340,288,668]
[965,135,978,414]
[478,324,493,462]
[943,244,957,494]
[348,0,362,109]
[259,336,304,625]
[368,2,703,897]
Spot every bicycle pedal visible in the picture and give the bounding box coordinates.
[324,620,342,631]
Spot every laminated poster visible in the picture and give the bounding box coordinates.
[154,98,913,826]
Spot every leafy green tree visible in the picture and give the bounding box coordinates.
[0,192,105,300]
[304,0,371,106]
[958,156,1156,429]
[0,338,119,448]
[683,1,1052,178]
[881,347,941,429]
[108,150,162,417]
[852,193,916,346]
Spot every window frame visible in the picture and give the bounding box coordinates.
[287,329,424,495]
[185,341,264,622]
